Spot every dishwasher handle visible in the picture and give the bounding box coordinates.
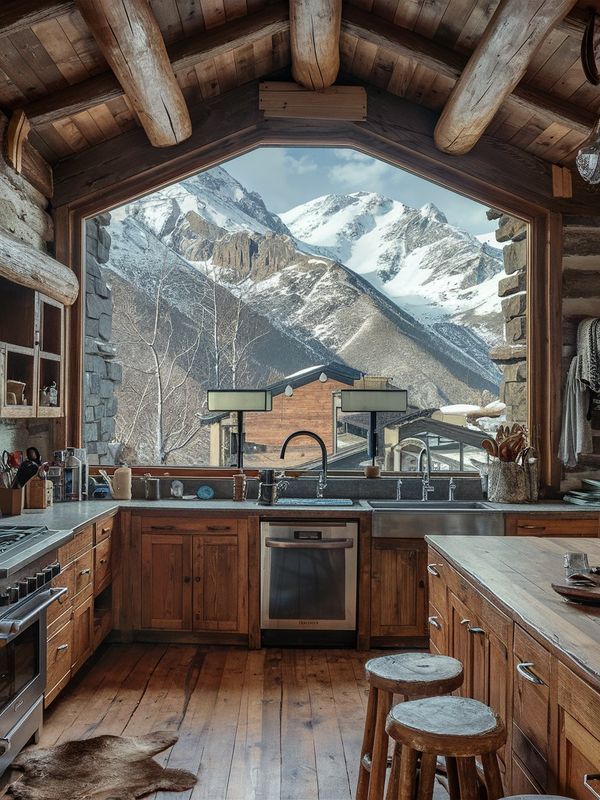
[265,537,354,550]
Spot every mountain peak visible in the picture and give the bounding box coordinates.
[420,202,447,224]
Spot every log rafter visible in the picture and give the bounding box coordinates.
[74,0,192,147]
[433,0,579,154]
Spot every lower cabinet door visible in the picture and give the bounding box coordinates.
[559,712,600,800]
[141,534,193,630]
[46,618,73,707]
[370,538,427,639]
[71,594,94,675]
[193,533,248,633]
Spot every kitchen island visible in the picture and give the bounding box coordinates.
[426,534,600,799]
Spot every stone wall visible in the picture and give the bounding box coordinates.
[0,113,56,458]
[488,211,527,425]
[83,214,122,464]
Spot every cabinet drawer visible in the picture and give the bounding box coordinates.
[94,537,112,593]
[73,549,93,597]
[46,618,72,695]
[140,516,239,534]
[426,554,448,613]
[59,525,93,564]
[48,563,74,625]
[510,516,599,537]
[95,515,114,544]
[427,602,446,654]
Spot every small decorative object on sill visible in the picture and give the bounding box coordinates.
[364,464,380,478]
[482,423,539,503]
[170,479,184,499]
[232,470,247,501]
[112,464,132,500]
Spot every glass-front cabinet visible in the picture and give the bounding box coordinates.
[0,278,65,419]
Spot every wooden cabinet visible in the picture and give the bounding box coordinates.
[505,515,599,537]
[71,593,94,675]
[141,533,193,630]
[140,519,248,636]
[46,618,72,706]
[94,536,112,595]
[193,534,248,633]
[0,279,65,419]
[558,663,600,800]
[370,538,427,642]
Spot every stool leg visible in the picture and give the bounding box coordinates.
[367,689,393,800]
[456,757,479,800]
[357,686,379,800]
[397,745,418,800]
[416,752,437,800]
[445,757,460,800]
[481,752,504,800]
[385,743,402,800]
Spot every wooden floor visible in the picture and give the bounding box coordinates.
[39,644,374,800]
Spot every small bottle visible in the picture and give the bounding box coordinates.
[113,464,132,500]
[64,448,82,501]
[232,470,247,502]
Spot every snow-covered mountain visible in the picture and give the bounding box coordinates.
[281,192,504,342]
[102,167,504,437]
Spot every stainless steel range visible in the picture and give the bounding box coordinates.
[0,524,67,774]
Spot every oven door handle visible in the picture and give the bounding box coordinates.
[265,537,354,549]
[0,587,68,639]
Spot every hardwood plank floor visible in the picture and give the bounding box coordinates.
[39,644,377,800]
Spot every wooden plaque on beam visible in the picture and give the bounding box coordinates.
[259,82,367,121]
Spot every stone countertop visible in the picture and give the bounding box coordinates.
[426,535,600,689]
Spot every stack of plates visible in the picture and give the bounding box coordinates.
[564,479,600,506]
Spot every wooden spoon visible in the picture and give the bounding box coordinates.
[482,438,498,458]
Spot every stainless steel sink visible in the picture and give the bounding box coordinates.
[369,501,490,510]
[370,500,503,538]
[275,498,354,507]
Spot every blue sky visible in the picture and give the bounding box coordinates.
[224,147,495,237]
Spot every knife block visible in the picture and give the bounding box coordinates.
[0,488,25,516]
[25,478,47,510]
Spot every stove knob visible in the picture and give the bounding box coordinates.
[50,563,60,578]
[27,577,37,593]
[36,573,45,589]
[42,567,53,584]
[8,587,19,604]
[17,581,28,599]
[0,594,9,607]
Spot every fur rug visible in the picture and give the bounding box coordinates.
[8,730,197,800]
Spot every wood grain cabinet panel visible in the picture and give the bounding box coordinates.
[94,536,112,595]
[46,618,72,707]
[558,664,600,800]
[73,549,93,597]
[141,534,193,630]
[193,533,248,633]
[71,594,94,676]
[370,538,427,639]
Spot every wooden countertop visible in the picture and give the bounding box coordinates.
[426,535,600,690]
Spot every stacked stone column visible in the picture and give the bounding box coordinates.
[83,213,122,464]
[488,210,527,425]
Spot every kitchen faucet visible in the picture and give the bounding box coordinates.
[279,430,328,498]
[448,477,457,501]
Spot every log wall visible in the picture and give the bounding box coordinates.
[0,113,56,459]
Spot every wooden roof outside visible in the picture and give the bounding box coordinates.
[1,0,599,171]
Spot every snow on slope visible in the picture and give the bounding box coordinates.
[281,192,503,341]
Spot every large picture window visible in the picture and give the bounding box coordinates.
[83,147,527,471]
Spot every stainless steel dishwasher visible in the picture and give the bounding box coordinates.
[260,520,358,646]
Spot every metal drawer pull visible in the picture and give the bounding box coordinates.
[516,662,545,685]
[56,644,69,652]
[520,525,546,530]
[428,616,441,630]
[584,774,600,799]
[150,525,175,530]
[206,526,231,531]
[427,564,441,577]
[467,626,485,635]
[265,537,354,550]
[99,559,108,565]
[79,568,91,576]
[460,618,470,626]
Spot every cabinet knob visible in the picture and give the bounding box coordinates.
[427,615,441,630]
[427,564,441,577]
[195,577,201,583]
[56,644,69,652]
[79,568,91,576]
[467,626,485,635]
[183,576,191,583]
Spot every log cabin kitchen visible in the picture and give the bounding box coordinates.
[2,0,600,799]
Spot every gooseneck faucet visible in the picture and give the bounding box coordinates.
[280,430,328,498]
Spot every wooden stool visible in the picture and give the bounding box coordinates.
[356,653,464,800]
[385,695,507,800]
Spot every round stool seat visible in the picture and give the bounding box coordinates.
[365,652,463,696]
[386,695,506,757]
[501,797,573,799]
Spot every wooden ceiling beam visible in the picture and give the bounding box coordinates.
[433,0,579,155]
[342,6,595,137]
[75,0,191,147]
[290,0,341,89]
[0,0,74,38]
[22,3,289,128]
